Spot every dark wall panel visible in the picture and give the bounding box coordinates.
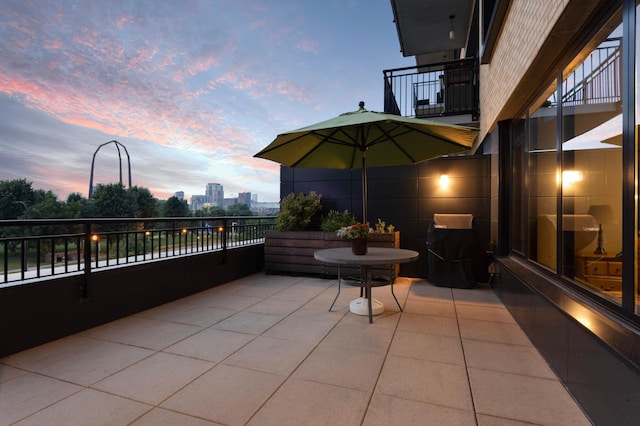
[495,258,640,425]
[0,245,264,357]
[280,155,491,278]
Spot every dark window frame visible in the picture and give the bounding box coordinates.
[505,0,637,320]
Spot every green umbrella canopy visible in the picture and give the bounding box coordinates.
[254,102,479,222]
[254,103,478,169]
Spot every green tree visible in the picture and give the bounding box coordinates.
[163,196,191,217]
[89,183,130,217]
[127,186,158,218]
[27,190,81,247]
[0,178,35,219]
[29,190,66,219]
[65,192,88,218]
[226,203,252,216]
[196,206,226,217]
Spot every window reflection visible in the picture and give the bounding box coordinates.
[636,2,640,314]
[561,22,623,305]
[528,82,559,271]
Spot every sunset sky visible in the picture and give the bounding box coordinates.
[0,0,414,203]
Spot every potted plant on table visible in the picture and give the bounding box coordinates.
[336,222,373,255]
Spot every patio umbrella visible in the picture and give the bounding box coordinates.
[254,102,478,223]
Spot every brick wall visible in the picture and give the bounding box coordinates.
[480,0,567,136]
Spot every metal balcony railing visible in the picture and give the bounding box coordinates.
[0,216,276,287]
[384,58,479,120]
[561,38,621,107]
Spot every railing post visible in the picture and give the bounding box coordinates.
[82,223,92,300]
[171,221,176,255]
[3,240,8,283]
[221,218,227,264]
[13,201,28,275]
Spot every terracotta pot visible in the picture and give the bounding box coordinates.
[351,238,368,255]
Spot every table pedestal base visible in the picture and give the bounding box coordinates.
[349,297,384,316]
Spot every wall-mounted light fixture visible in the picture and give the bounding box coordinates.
[561,170,583,186]
[439,174,450,189]
[449,15,455,40]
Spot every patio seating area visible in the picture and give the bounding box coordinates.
[1,273,591,425]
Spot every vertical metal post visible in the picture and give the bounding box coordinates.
[82,223,92,300]
[222,218,228,264]
[14,201,28,273]
[621,0,636,313]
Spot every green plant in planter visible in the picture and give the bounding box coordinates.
[275,192,323,231]
[374,218,396,233]
[320,209,357,232]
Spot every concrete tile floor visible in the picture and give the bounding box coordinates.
[0,273,592,425]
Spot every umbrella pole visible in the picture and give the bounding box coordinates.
[362,153,367,224]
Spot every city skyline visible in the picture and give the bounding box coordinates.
[0,1,415,203]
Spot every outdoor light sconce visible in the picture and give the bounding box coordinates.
[562,170,583,186]
[449,15,455,40]
[439,174,450,189]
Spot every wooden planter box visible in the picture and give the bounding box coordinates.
[264,230,400,278]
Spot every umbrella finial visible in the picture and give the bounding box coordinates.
[358,101,365,111]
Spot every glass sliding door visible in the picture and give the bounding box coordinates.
[635,1,640,314]
[528,83,559,271]
[561,17,623,305]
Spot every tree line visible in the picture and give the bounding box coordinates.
[0,178,253,220]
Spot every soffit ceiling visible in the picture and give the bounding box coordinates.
[391,0,475,64]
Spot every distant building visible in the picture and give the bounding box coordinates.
[174,191,184,200]
[190,195,207,211]
[206,183,224,207]
[187,184,273,213]
[251,201,279,215]
[222,197,237,209]
[238,192,252,207]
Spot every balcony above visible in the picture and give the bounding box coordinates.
[384,58,479,128]
[390,0,477,65]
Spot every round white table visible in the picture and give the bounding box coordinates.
[314,247,419,323]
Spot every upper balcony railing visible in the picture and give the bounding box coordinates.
[557,38,622,108]
[384,58,479,120]
[1,216,276,289]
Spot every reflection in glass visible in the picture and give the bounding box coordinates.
[528,82,559,271]
[561,22,622,306]
[635,2,640,314]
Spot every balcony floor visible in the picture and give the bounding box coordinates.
[1,273,591,425]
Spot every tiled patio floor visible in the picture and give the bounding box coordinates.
[1,273,592,425]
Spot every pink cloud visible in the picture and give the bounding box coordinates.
[43,39,64,50]
[114,15,138,29]
[126,46,160,71]
[270,80,310,104]
[188,56,221,75]
[0,75,227,156]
